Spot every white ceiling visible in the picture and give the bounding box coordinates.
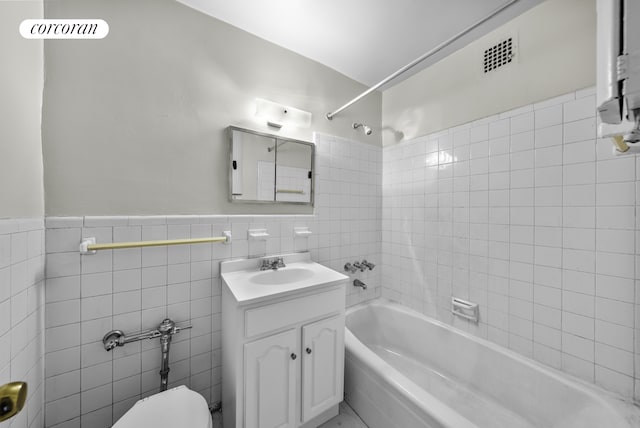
[177,0,543,88]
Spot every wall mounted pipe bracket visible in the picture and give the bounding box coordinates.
[79,237,97,255]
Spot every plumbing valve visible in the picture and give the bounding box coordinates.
[344,262,357,273]
[102,319,192,351]
[361,260,375,270]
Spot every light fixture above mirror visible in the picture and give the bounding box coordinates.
[254,98,312,129]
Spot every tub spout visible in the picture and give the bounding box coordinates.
[353,279,367,290]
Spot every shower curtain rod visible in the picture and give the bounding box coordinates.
[325,0,520,121]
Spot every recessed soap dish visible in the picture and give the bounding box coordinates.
[247,228,270,241]
[294,227,312,237]
[451,297,479,323]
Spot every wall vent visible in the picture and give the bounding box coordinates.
[483,37,515,74]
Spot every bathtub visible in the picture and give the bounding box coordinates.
[345,299,638,428]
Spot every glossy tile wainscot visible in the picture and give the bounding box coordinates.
[0,218,45,428]
[381,87,640,401]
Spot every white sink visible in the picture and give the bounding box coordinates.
[221,252,348,304]
[249,267,315,285]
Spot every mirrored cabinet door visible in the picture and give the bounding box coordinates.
[275,141,312,203]
[230,129,277,201]
[229,126,314,205]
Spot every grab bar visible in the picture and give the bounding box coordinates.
[451,297,479,323]
[79,232,232,254]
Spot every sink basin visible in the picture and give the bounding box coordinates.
[221,252,349,304]
[250,268,315,285]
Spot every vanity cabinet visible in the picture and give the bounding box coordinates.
[244,329,297,428]
[301,315,344,422]
[221,254,347,428]
[243,314,344,428]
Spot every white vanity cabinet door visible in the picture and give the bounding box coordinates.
[301,315,345,423]
[245,329,298,428]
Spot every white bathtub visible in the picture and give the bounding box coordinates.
[345,299,639,428]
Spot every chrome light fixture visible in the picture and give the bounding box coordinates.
[255,98,312,129]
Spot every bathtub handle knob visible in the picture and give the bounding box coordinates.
[306,347,312,354]
[290,353,297,360]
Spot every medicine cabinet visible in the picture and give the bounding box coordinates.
[228,126,314,205]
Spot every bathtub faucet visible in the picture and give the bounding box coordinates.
[344,262,358,273]
[353,279,367,290]
[361,260,375,270]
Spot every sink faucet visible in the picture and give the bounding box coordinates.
[260,257,286,271]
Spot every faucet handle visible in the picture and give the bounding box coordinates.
[260,259,272,271]
[267,257,285,270]
[344,263,357,274]
[361,260,375,270]
[352,261,364,272]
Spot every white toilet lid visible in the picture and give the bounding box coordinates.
[113,386,212,428]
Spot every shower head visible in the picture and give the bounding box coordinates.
[353,122,373,135]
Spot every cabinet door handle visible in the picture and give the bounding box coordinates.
[305,347,312,354]
[290,353,297,360]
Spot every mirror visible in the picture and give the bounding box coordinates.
[229,126,314,205]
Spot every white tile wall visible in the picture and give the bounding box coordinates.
[43,134,382,427]
[382,87,640,401]
[0,218,45,428]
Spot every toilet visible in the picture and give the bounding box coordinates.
[112,386,213,428]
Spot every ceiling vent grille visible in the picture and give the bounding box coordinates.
[483,37,514,74]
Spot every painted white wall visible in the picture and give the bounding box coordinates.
[42,0,381,216]
[0,1,45,217]
[382,0,596,146]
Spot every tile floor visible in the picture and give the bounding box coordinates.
[318,401,368,428]
[211,401,368,428]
